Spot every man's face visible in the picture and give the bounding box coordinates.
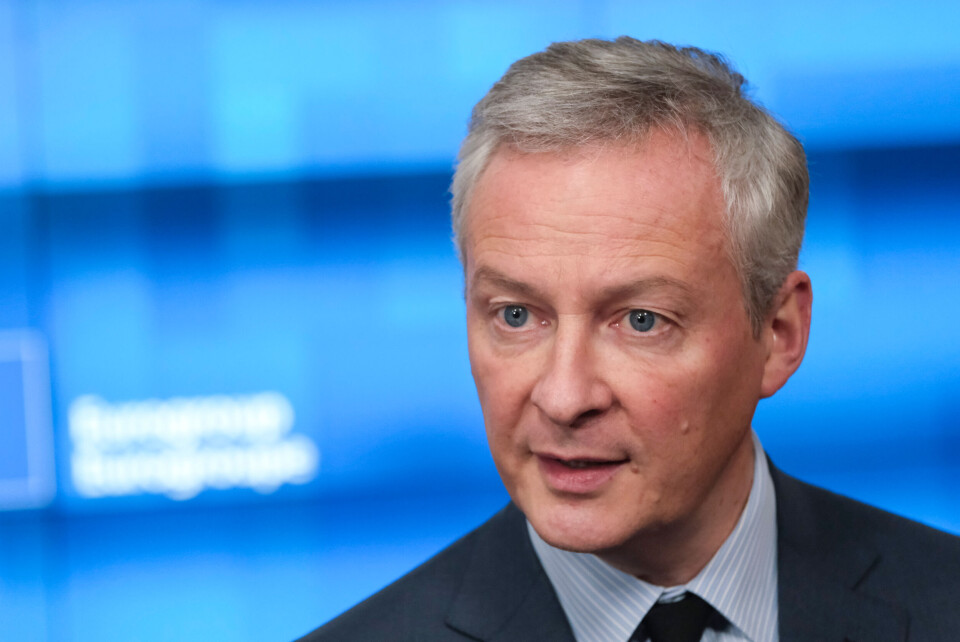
[463,130,771,567]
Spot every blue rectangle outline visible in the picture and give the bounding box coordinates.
[0,330,56,509]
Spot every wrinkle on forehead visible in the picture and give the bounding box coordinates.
[463,131,734,304]
[470,219,711,261]
[472,241,699,282]
[469,214,720,286]
[468,137,723,235]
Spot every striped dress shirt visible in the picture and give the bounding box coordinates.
[528,431,779,642]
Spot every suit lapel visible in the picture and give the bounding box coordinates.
[771,465,909,642]
[445,503,576,641]
[446,470,913,641]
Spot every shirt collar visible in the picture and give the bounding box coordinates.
[528,431,778,642]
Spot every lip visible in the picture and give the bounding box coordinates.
[536,454,628,495]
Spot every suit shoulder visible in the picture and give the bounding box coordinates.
[774,469,960,597]
[295,504,520,642]
[773,467,960,639]
[779,471,960,555]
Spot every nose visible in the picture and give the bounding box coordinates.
[530,319,614,427]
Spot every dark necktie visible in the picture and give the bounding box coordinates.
[630,592,716,642]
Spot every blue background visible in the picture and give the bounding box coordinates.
[0,1,958,640]
[0,359,29,481]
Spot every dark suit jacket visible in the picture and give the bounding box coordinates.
[298,466,960,641]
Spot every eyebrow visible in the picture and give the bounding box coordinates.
[469,266,547,300]
[469,266,696,304]
[595,276,696,304]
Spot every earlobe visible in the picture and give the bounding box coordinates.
[760,270,812,398]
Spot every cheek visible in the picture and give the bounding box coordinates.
[705,327,766,402]
[466,316,494,398]
[476,365,530,431]
[614,352,697,426]
[468,316,543,418]
[618,339,756,442]
[468,339,529,439]
[668,336,764,448]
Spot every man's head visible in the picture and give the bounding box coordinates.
[456,37,812,583]
[452,37,808,334]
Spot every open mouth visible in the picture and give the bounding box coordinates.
[537,455,629,494]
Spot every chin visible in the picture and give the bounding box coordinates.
[525,496,639,554]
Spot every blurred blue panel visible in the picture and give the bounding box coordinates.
[4,490,508,642]
[39,173,497,512]
[0,0,25,188]
[34,1,142,182]
[134,2,212,177]
[0,331,55,509]
[4,0,957,187]
[0,360,29,480]
[209,0,585,174]
[0,514,50,642]
[0,193,32,328]
[773,65,960,149]
[607,0,960,69]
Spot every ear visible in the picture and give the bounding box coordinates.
[760,270,812,398]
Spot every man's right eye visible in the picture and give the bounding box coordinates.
[502,305,529,328]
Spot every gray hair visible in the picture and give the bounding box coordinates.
[450,37,808,334]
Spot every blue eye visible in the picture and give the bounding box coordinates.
[503,305,529,328]
[628,309,657,332]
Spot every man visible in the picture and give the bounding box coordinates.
[299,37,960,641]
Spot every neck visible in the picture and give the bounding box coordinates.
[597,431,756,586]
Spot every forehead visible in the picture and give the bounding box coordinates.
[463,131,730,294]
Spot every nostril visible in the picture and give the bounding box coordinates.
[569,408,604,428]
